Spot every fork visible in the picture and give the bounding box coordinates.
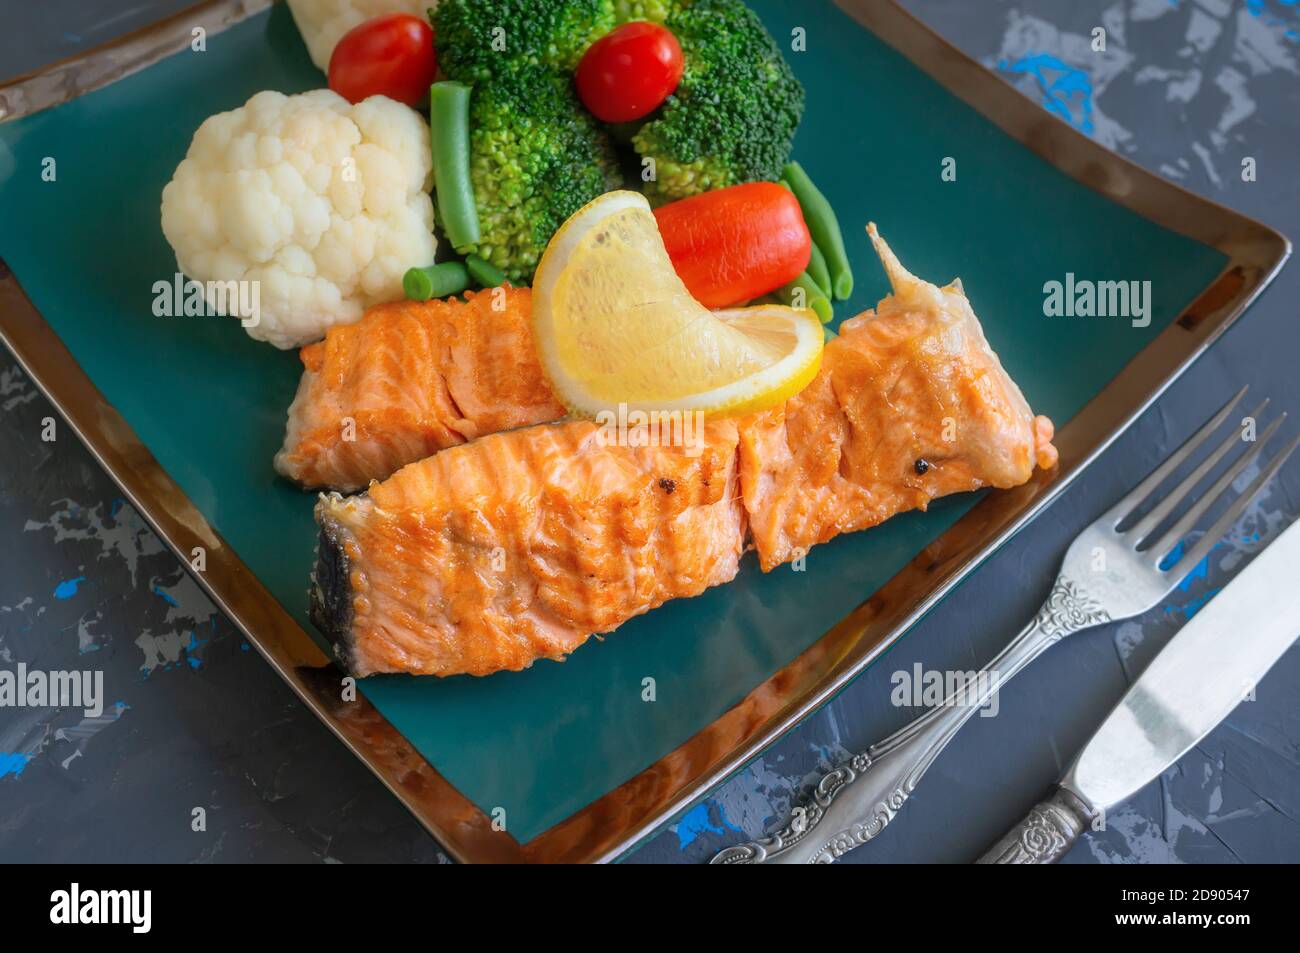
[711,387,1298,864]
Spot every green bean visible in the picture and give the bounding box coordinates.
[777,272,833,323]
[806,239,832,300]
[466,254,507,288]
[403,261,470,301]
[783,174,830,296]
[783,161,853,300]
[429,82,480,251]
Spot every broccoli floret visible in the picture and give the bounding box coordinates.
[632,0,804,204]
[612,0,692,23]
[432,0,625,281]
[458,64,623,281]
[434,0,617,82]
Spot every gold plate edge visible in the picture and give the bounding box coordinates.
[0,0,275,122]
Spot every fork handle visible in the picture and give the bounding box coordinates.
[711,575,1110,864]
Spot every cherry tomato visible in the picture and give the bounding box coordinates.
[575,21,685,124]
[328,14,437,107]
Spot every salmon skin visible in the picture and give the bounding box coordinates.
[311,230,1057,677]
[275,287,564,492]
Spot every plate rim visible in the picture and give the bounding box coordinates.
[0,0,1289,863]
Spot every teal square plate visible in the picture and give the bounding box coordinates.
[0,0,1287,861]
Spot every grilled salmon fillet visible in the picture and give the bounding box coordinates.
[275,287,564,491]
[739,224,1057,570]
[310,229,1057,677]
[313,418,746,677]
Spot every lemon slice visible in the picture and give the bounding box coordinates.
[531,190,824,417]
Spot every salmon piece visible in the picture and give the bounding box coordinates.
[310,229,1058,677]
[275,287,565,491]
[312,418,746,677]
[739,224,1057,570]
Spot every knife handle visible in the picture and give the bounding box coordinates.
[976,787,1095,864]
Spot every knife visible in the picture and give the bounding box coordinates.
[978,518,1300,864]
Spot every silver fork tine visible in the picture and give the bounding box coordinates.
[1163,432,1300,579]
[1129,398,1270,547]
[1102,385,1247,529]
[1150,413,1287,564]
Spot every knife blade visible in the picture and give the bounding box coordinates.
[978,518,1300,864]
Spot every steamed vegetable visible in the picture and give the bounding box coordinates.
[466,254,507,288]
[428,81,480,250]
[783,161,853,300]
[327,13,437,106]
[612,0,689,21]
[806,240,832,299]
[404,261,470,300]
[576,21,684,123]
[432,0,617,81]
[449,63,622,282]
[160,90,435,349]
[632,0,805,204]
[653,182,811,308]
[778,272,833,324]
[285,0,432,71]
[431,1,625,282]
[429,0,807,280]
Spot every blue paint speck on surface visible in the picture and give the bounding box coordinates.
[674,799,738,850]
[1246,0,1296,14]
[1163,581,1221,620]
[152,585,178,607]
[53,576,85,600]
[1159,537,1235,615]
[1246,0,1300,39]
[185,630,207,669]
[997,53,1095,133]
[1181,587,1220,618]
[1158,539,1219,581]
[0,752,33,779]
[1175,548,1215,587]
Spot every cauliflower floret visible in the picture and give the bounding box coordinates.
[286,0,438,71]
[161,89,435,348]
